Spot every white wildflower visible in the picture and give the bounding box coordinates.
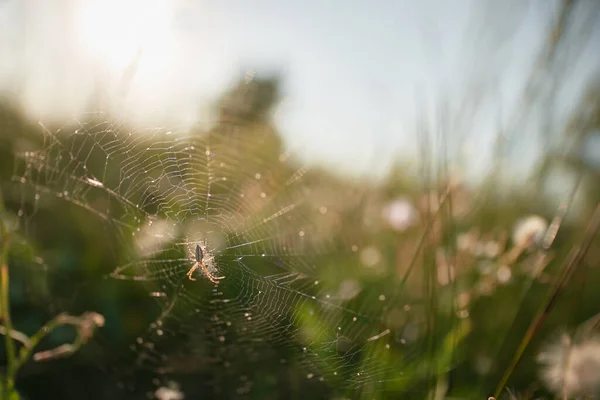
[360,246,381,267]
[496,265,512,284]
[381,197,418,232]
[337,280,362,300]
[155,381,184,400]
[472,242,485,257]
[457,232,477,252]
[512,215,548,248]
[537,334,600,397]
[483,241,501,259]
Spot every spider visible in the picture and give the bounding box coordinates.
[185,239,225,284]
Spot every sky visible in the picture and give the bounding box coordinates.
[0,0,598,180]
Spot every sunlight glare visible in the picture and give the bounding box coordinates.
[75,0,176,72]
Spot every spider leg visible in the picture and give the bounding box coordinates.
[186,263,199,281]
[199,262,225,284]
[185,239,196,259]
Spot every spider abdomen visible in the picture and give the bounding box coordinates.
[195,244,203,263]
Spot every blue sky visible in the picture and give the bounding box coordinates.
[0,0,597,180]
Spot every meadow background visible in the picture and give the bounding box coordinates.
[1,1,600,399]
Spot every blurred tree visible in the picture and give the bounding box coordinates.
[218,74,281,126]
[209,73,285,170]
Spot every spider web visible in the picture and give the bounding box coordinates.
[13,112,432,398]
